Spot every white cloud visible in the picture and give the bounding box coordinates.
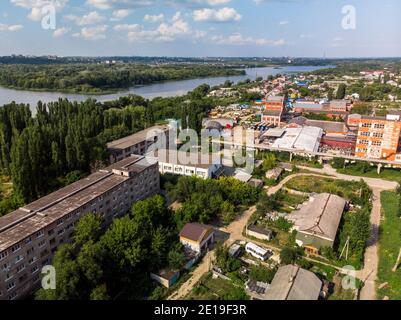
[11,0,68,21]
[114,12,197,43]
[143,14,164,23]
[111,9,132,20]
[53,27,70,37]
[114,24,141,32]
[65,11,106,26]
[210,33,285,46]
[193,7,241,22]
[74,25,108,40]
[0,23,24,32]
[279,20,289,26]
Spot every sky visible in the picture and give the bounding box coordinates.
[0,0,400,58]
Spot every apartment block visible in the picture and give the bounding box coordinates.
[355,114,401,161]
[107,125,172,163]
[0,155,160,300]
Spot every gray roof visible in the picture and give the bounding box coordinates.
[265,265,322,300]
[266,95,285,103]
[286,193,346,242]
[106,125,170,150]
[304,120,347,133]
[263,128,286,138]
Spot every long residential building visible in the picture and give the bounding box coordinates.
[355,113,401,161]
[107,125,172,163]
[0,155,160,300]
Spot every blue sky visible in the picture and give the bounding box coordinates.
[0,0,400,57]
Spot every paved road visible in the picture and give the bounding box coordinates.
[168,165,398,300]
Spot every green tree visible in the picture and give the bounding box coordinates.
[74,213,103,247]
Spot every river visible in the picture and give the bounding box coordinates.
[0,65,333,110]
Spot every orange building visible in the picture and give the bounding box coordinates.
[355,115,401,161]
[261,96,285,126]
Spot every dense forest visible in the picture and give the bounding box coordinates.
[0,84,216,215]
[0,63,245,93]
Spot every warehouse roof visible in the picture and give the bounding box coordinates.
[272,126,323,153]
[106,125,170,151]
[286,193,346,242]
[265,265,322,300]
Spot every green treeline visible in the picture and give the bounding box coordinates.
[0,85,214,213]
[0,64,245,94]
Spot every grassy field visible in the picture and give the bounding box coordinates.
[377,191,401,300]
[185,272,249,300]
[284,176,369,202]
[338,166,401,183]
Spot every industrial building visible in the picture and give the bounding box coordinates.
[286,193,346,254]
[261,96,286,126]
[0,155,160,300]
[107,125,172,163]
[271,126,323,153]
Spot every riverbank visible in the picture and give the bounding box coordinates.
[0,65,334,108]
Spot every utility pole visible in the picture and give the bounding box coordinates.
[340,236,350,260]
[392,248,401,272]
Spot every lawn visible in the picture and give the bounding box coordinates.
[377,191,401,300]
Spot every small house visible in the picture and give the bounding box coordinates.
[150,269,180,288]
[265,167,284,181]
[246,224,274,242]
[179,223,215,254]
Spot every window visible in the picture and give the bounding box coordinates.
[38,240,46,248]
[15,255,24,263]
[360,131,370,137]
[31,266,39,274]
[2,263,11,272]
[6,281,15,291]
[36,230,45,238]
[16,264,25,273]
[362,123,371,128]
[0,251,8,261]
[374,124,385,129]
[372,141,382,146]
[359,140,369,145]
[8,292,18,300]
[25,237,32,244]
[56,219,64,226]
[11,244,21,253]
[373,132,383,138]
[26,247,34,255]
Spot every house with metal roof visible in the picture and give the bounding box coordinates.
[286,193,346,254]
[265,265,322,300]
